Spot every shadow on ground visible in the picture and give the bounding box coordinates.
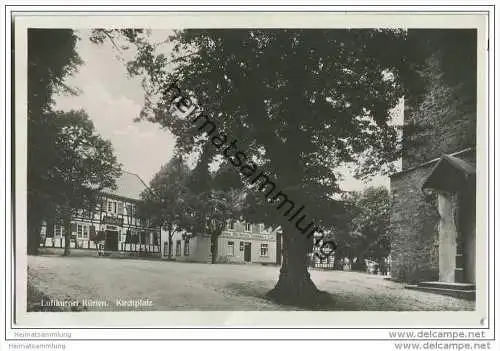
[224,281,474,311]
[224,281,364,311]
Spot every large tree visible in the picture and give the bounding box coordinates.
[186,187,245,264]
[46,110,122,255]
[334,187,391,269]
[139,156,192,259]
[180,159,246,264]
[118,29,411,306]
[26,29,123,255]
[27,29,82,254]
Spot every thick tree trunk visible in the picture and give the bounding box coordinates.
[266,229,329,307]
[27,196,43,255]
[63,217,71,256]
[27,217,42,255]
[210,233,218,264]
[168,234,173,260]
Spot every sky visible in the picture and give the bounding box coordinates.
[54,30,402,191]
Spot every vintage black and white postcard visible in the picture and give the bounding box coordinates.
[4,7,494,345]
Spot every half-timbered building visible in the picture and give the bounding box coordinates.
[40,171,161,255]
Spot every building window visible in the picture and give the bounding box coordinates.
[184,238,190,256]
[228,241,235,256]
[245,223,252,232]
[107,200,119,214]
[260,243,269,256]
[54,225,63,237]
[239,241,245,251]
[117,202,124,215]
[126,203,135,217]
[83,225,89,239]
[77,224,83,239]
[176,240,182,256]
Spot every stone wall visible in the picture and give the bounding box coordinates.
[389,29,477,283]
[390,150,476,283]
[390,163,440,283]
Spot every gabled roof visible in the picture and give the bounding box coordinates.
[421,154,476,193]
[102,171,148,201]
[390,147,475,178]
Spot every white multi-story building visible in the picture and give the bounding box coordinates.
[161,221,281,264]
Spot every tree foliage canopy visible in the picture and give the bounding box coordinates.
[28,29,83,117]
[47,109,122,215]
[28,29,83,219]
[334,186,391,261]
[91,28,421,302]
[27,29,121,253]
[139,156,192,230]
[124,29,410,231]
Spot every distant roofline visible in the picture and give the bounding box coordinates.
[99,191,143,202]
[100,170,149,202]
[390,147,475,178]
[121,170,149,190]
